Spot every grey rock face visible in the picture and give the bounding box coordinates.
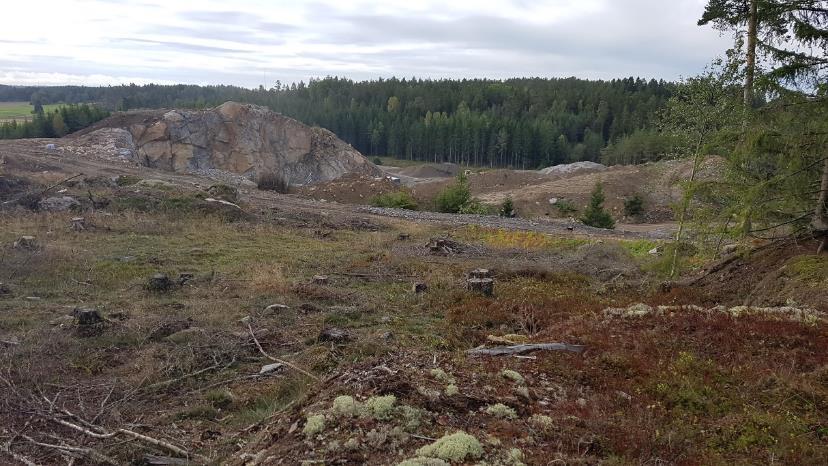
[39,196,80,212]
[120,102,380,185]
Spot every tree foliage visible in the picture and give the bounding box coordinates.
[580,183,615,229]
[0,77,674,167]
[0,104,109,139]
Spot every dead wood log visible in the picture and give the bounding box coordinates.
[467,343,585,356]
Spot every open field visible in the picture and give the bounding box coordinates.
[0,135,826,465]
[0,101,66,122]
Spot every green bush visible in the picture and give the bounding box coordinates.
[372,157,383,165]
[581,182,615,229]
[624,194,644,218]
[554,199,578,216]
[458,199,495,215]
[435,173,472,213]
[499,197,515,217]
[370,191,418,210]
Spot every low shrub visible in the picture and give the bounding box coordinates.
[435,174,472,213]
[370,191,418,210]
[624,194,644,218]
[554,199,578,216]
[581,182,615,229]
[257,172,290,193]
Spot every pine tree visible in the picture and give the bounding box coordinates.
[580,182,615,229]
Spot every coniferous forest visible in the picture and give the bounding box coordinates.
[0,77,676,167]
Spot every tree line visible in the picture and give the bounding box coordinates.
[0,77,677,167]
[0,104,109,139]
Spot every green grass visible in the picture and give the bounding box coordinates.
[0,101,70,121]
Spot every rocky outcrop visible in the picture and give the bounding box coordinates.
[94,102,381,185]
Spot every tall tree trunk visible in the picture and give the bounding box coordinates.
[815,157,828,253]
[744,0,758,107]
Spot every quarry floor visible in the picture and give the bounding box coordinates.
[1,138,827,465]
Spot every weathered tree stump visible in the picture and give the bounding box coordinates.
[70,217,86,231]
[427,237,461,255]
[319,327,350,343]
[397,233,410,241]
[147,273,173,292]
[467,278,494,296]
[178,272,194,286]
[13,236,38,250]
[469,268,491,279]
[412,282,428,294]
[312,275,329,285]
[72,308,103,326]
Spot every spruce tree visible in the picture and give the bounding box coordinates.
[581,183,615,229]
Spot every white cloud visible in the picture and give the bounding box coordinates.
[0,0,732,87]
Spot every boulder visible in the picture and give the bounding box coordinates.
[39,196,80,212]
[108,102,381,185]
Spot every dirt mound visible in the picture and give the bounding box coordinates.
[72,102,381,185]
[679,238,828,311]
[538,161,607,176]
[396,162,460,179]
[297,173,401,204]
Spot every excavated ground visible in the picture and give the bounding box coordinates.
[0,137,826,465]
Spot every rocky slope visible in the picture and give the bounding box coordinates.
[71,102,381,185]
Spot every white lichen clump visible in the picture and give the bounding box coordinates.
[430,368,455,384]
[501,369,525,385]
[529,414,554,430]
[486,403,517,419]
[302,414,325,437]
[331,395,359,417]
[444,384,459,396]
[362,394,397,420]
[415,431,484,462]
[396,458,450,466]
[508,448,526,466]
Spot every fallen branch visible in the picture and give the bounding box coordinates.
[20,434,119,465]
[1,441,38,466]
[48,413,200,460]
[467,343,585,356]
[243,319,319,381]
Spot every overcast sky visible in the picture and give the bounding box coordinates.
[0,0,732,88]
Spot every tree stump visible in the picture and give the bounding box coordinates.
[312,275,329,285]
[467,278,494,296]
[412,282,428,294]
[13,236,38,250]
[397,233,410,241]
[72,308,103,326]
[319,327,350,343]
[70,217,86,231]
[178,272,195,286]
[469,268,491,279]
[147,273,173,292]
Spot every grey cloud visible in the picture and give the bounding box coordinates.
[114,38,253,54]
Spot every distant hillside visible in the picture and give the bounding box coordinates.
[0,76,675,167]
